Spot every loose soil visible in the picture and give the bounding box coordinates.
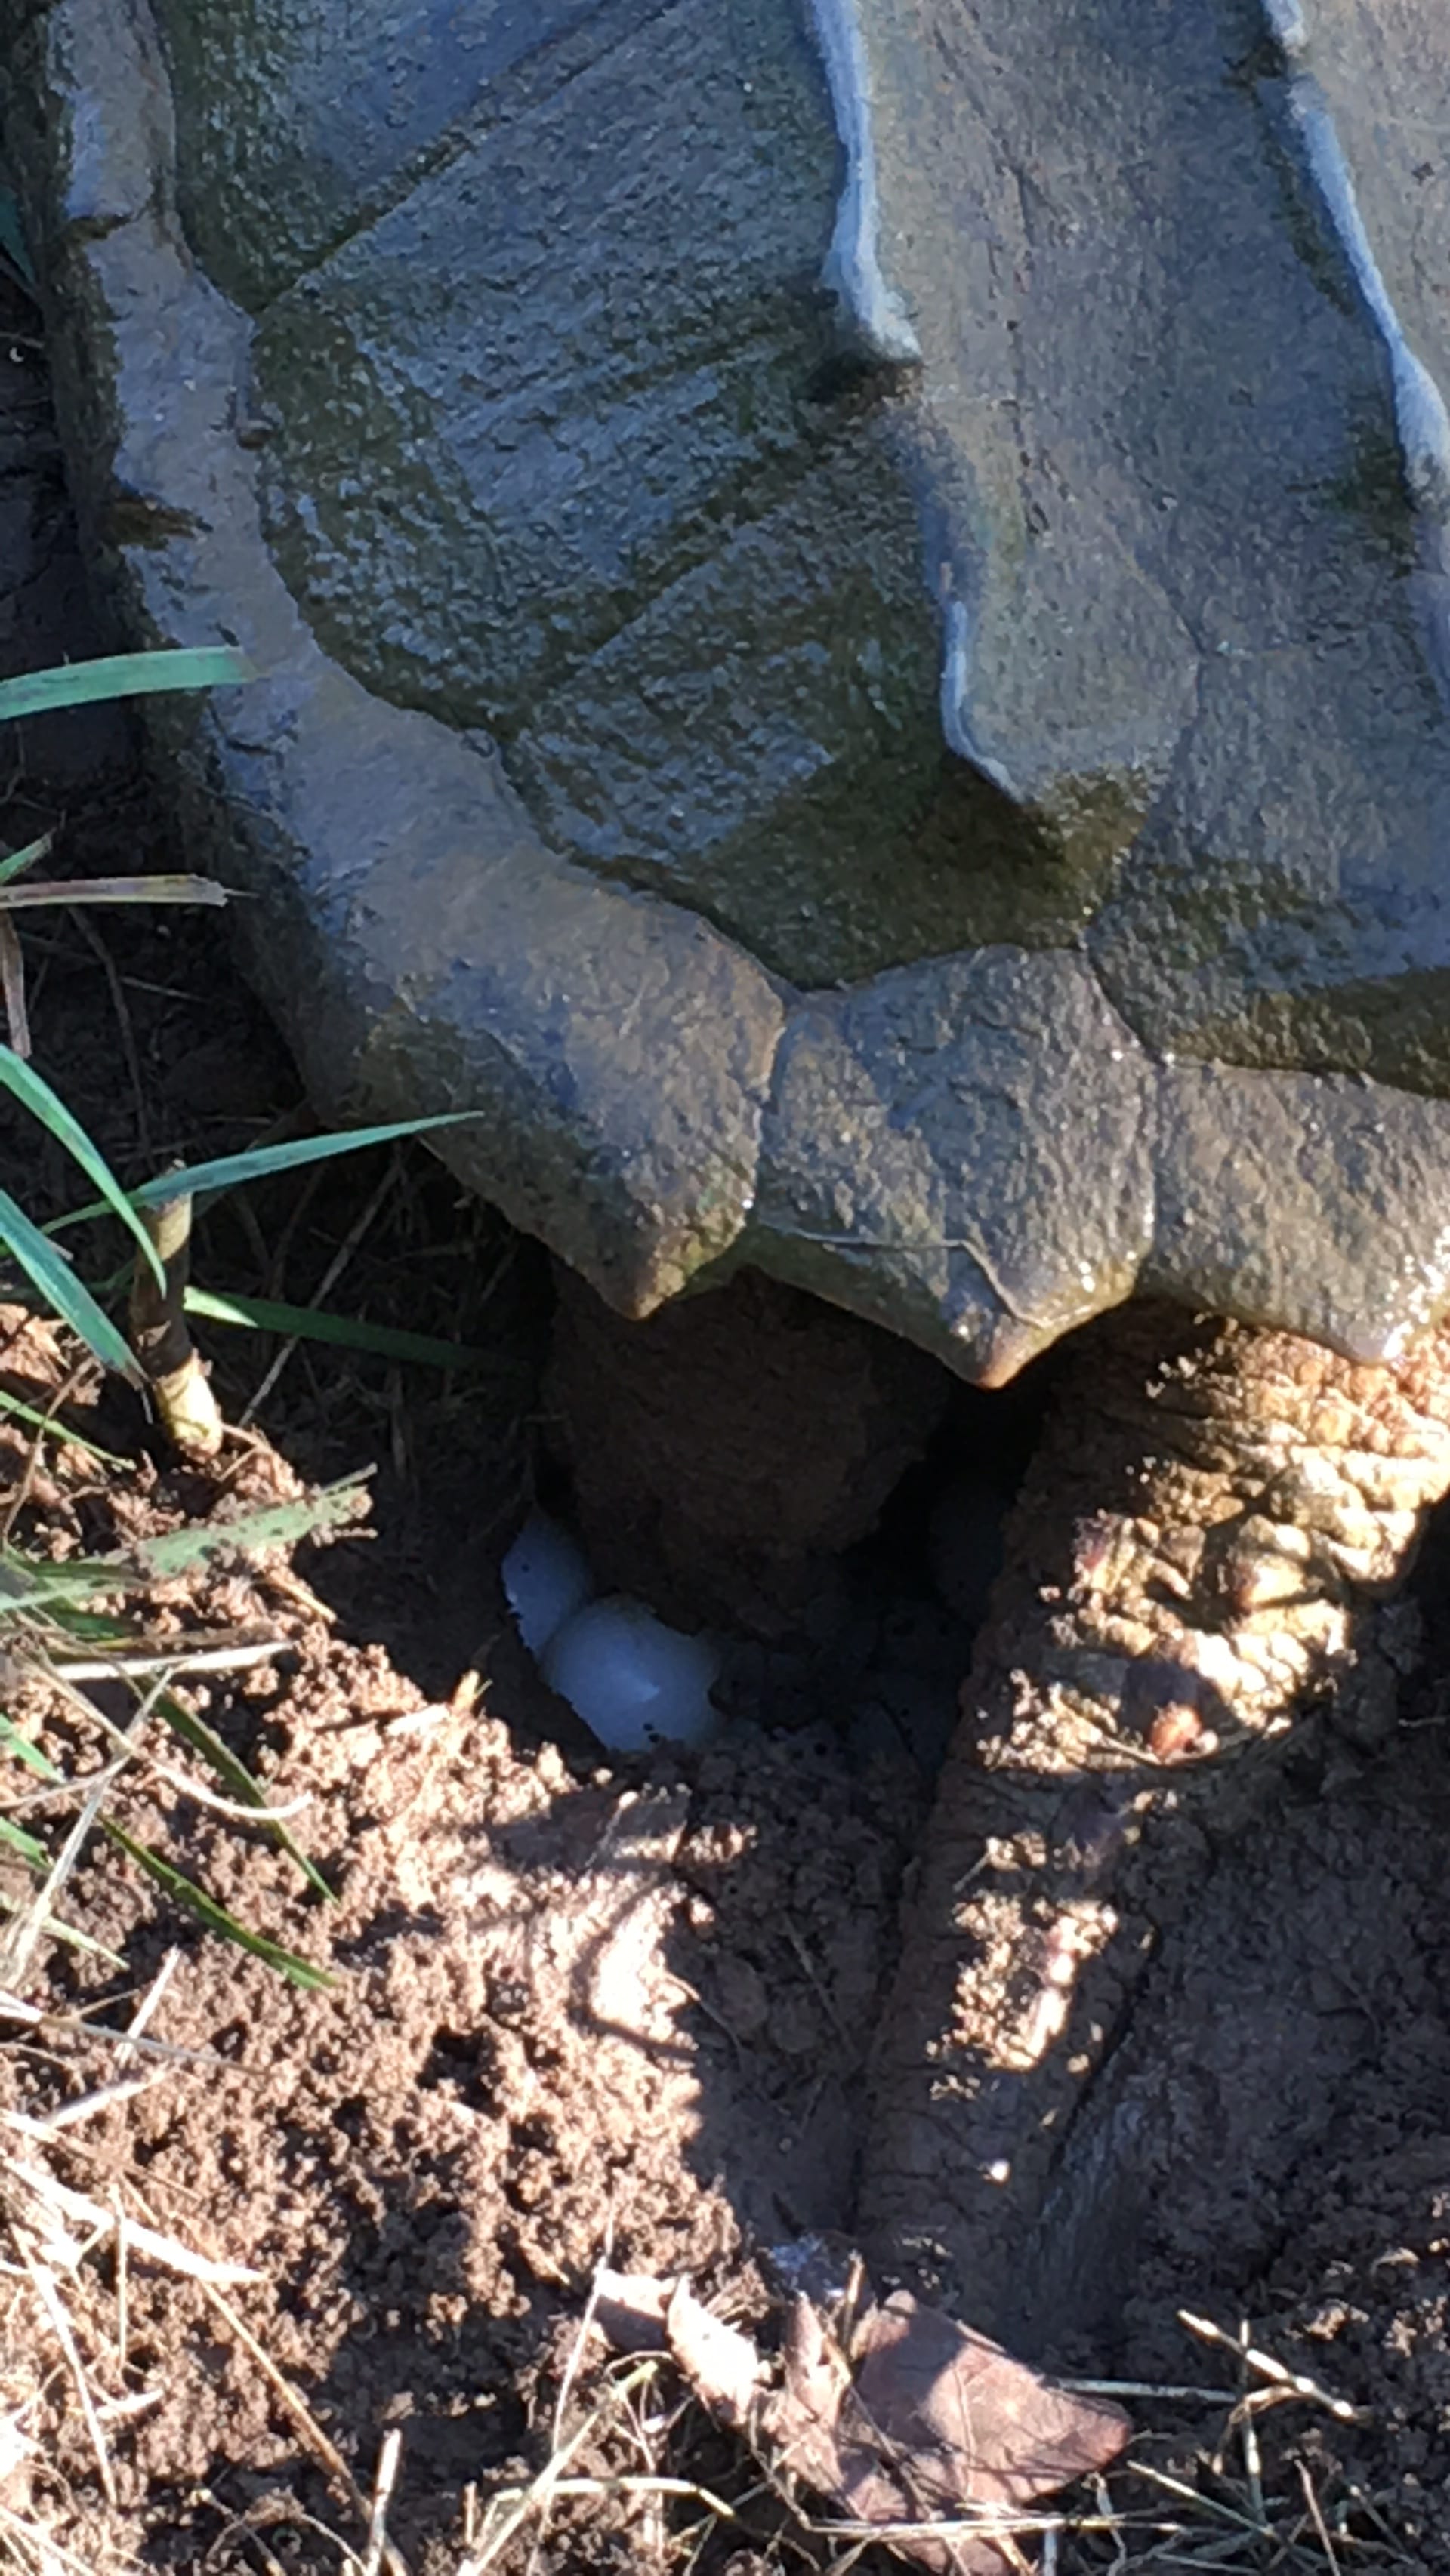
[0,262,1448,2575]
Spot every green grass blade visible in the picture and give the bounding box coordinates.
[0,1388,127,1468]
[122,1477,369,1585]
[0,1046,164,1290]
[126,1112,482,1206]
[0,1493,366,1625]
[0,834,51,889]
[0,1483,366,1616]
[55,1110,483,1234]
[153,1689,334,1902]
[185,1285,486,1370]
[0,1571,131,1626]
[0,647,256,725]
[0,1681,331,1899]
[0,1558,92,1616]
[0,1816,48,1869]
[0,1187,140,1382]
[0,1903,126,1966]
[0,1713,60,1780]
[100,1820,333,1989]
[0,1556,144,1618]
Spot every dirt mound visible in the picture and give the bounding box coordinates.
[0,1300,918,2571]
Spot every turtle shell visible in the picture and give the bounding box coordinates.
[6,0,1450,1379]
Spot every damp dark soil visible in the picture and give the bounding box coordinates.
[0,263,1448,2575]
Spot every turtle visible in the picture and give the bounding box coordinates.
[8,0,1450,2371]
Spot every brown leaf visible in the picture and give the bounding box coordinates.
[850,2290,1128,2511]
[591,2253,1130,2574]
[761,2281,1129,2571]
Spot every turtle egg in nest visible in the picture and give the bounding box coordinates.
[504,1511,722,1751]
[543,1598,722,1752]
[501,1510,594,1655]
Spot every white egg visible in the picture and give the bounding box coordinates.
[501,1510,594,1655]
[542,1598,723,1752]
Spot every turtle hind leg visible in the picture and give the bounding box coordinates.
[859,1303,1450,2340]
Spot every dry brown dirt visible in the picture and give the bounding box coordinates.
[0,1299,929,2575]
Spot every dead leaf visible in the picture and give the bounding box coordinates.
[852,2289,1127,2510]
[592,2246,1130,2572]
[592,2269,765,2424]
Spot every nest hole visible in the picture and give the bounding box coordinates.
[516,1262,1055,1778]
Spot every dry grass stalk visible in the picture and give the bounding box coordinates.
[362,2427,403,2576]
[465,2360,668,2572]
[13,2244,113,2508]
[1176,2313,1360,2426]
[242,1156,398,1425]
[0,1727,141,1994]
[1,2072,172,2140]
[180,2270,412,2576]
[126,1187,223,1459]
[39,1638,286,1684]
[4,2161,258,2289]
[0,1994,219,2069]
